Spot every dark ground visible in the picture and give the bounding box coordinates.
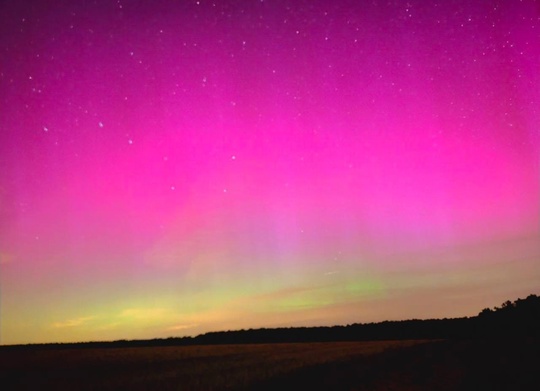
[1,338,538,390]
[253,338,540,390]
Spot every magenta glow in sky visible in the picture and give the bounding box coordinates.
[1,0,539,345]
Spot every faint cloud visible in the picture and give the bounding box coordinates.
[120,308,168,320]
[98,322,120,331]
[246,286,318,302]
[166,323,199,331]
[52,316,96,328]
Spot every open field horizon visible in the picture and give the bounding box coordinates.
[1,339,538,390]
[2,292,538,348]
[0,340,427,389]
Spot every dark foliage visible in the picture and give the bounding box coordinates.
[475,294,540,337]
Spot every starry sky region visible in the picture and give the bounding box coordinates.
[0,0,539,344]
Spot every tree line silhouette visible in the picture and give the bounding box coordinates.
[2,294,539,350]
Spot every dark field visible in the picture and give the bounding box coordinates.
[1,339,538,390]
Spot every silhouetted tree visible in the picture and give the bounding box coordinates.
[479,308,493,317]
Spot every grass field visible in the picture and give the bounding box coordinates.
[1,339,538,390]
[0,340,423,390]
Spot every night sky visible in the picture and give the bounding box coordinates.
[1,0,539,345]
